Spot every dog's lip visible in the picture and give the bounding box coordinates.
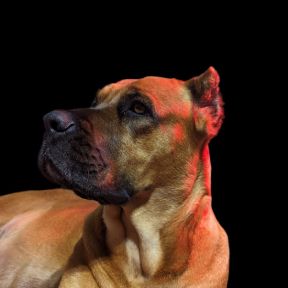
[42,158,64,183]
[39,152,109,185]
[39,153,132,206]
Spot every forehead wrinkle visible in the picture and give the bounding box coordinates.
[95,82,139,110]
[98,79,137,103]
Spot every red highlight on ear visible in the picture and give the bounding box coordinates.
[186,67,224,138]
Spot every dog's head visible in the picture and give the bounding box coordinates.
[39,67,223,205]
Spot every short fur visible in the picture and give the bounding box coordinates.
[0,67,229,287]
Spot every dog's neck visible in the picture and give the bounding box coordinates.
[102,144,219,282]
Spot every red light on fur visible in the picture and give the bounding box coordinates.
[172,124,185,143]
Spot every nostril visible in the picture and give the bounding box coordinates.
[50,119,60,132]
[43,110,76,133]
[49,119,75,132]
[61,122,75,132]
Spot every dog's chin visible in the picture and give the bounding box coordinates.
[65,181,132,205]
[73,187,132,205]
[39,157,132,206]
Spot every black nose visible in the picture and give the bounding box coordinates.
[43,110,76,133]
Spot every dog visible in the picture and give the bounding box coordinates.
[0,67,229,287]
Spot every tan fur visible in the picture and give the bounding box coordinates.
[0,67,229,287]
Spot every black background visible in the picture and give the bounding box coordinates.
[1,25,265,287]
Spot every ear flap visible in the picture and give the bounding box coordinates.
[186,67,224,138]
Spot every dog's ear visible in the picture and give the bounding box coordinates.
[186,67,224,138]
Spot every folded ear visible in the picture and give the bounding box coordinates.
[186,67,224,139]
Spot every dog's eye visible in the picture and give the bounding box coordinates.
[129,101,147,115]
[118,95,154,119]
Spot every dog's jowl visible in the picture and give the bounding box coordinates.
[0,67,229,287]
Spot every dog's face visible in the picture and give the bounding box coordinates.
[39,67,223,205]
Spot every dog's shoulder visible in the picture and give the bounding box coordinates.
[0,189,96,225]
[0,189,98,287]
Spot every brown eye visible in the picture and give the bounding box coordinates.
[130,102,146,115]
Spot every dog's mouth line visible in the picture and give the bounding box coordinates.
[42,158,65,183]
[40,145,108,183]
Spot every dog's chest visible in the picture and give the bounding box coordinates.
[123,238,144,283]
[121,230,163,283]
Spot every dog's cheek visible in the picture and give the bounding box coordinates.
[98,160,117,189]
[117,131,172,191]
[112,139,150,192]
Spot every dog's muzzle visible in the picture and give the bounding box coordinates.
[38,109,132,205]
